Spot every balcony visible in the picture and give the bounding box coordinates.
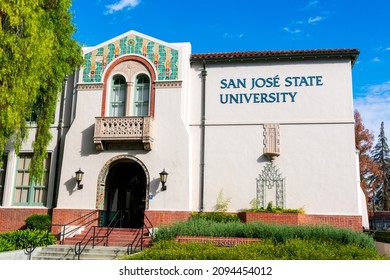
[94,116,153,151]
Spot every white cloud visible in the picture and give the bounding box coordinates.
[308,16,323,23]
[282,27,301,34]
[371,57,381,62]
[354,81,390,140]
[223,32,244,39]
[223,32,232,39]
[105,0,140,14]
[305,0,319,9]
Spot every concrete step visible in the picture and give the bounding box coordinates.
[32,245,133,260]
[61,236,151,246]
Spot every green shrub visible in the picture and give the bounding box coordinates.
[190,212,241,223]
[25,214,51,230]
[0,229,56,252]
[214,189,231,212]
[123,239,388,260]
[371,231,390,243]
[153,219,376,250]
[243,201,305,214]
[0,237,15,252]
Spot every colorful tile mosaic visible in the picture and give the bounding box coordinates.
[82,34,179,83]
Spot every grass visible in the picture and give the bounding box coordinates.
[153,219,377,249]
[121,219,389,260]
[123,239,389,260]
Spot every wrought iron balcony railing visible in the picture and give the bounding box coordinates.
[94,116,153,151]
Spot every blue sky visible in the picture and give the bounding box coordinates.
[71,0,390,141]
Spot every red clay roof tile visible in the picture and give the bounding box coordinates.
[190,49,359,64]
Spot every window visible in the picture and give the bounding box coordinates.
[13,153,50,206]
[109,76,127,117]
[134,75,150,116]
[0,156,7,206]
[25,96,55,125]
[107,73,151,117]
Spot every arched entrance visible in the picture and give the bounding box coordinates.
[98,156,149,228]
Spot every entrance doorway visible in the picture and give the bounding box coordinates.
[103,159,147,228]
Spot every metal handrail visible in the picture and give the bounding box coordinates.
[74,210,123,260]
[104,210,123,246]
[127,212,154,255]
[51,209,99,244]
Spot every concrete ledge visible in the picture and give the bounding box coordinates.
[376,242,390,257]
[0,247,43,260]
[175,236,260,247]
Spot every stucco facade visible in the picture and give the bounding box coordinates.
[0,30,368,232]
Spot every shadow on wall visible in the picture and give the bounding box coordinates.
[149,177,163,197]
[257,155,271,164]
[80,124,99,156]
[64,176,79,195]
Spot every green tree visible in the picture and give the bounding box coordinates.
[354,110,380,199]
[0,0,83,181]
[370,122,390,210]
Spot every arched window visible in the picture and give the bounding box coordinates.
[109,75,127,117]
[134,74,150,116]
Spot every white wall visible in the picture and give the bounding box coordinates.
[189,58,359,214]
[57,44,193,211]
[56,34,360,217]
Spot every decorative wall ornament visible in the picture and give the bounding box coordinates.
[77,83,104,91]
[94,116,154,151]
[263,123,280,161]
[155,81,183,88]
[256,162,286,208]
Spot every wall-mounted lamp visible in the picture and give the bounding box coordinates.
[159,169,168,191]
[75,168,84,189]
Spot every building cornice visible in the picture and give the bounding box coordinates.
[190,48,360,66]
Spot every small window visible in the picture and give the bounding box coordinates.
[13,153,50,206]
[26,97,55,125]
[109,76,127,117]
[134,75,150,116]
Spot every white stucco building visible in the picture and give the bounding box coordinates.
[0,30,368,232]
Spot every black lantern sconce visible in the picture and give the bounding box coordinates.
[75,168,84,189]
[159,169,168,191]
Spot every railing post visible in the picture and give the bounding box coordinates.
[76,243,81,260]
[141,227,144,251]
[106,221,110,246]
[92,227,96,249]
[24,242,35,260]
[61,225,65,244]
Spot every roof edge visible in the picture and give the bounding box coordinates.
[190,49,360,66]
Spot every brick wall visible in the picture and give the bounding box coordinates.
[145,211,362,231]
[176,236,261,246]
[0,208,50,233]
[145,210,192,227]
[51,208,99,235]
[238,212,362,231]
[0,208,363,233]
[238,212,306,225]
[304,214,362,231]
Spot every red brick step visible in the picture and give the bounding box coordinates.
[61,227,152,247]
